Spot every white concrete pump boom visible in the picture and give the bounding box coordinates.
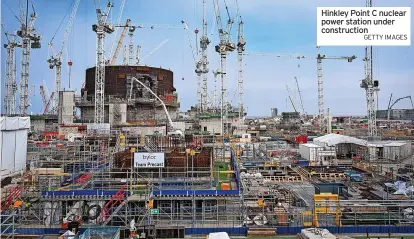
[47,0,81,114]
[388,95,414,120]
[128,77,183,136]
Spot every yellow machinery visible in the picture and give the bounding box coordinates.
[313,193,342,227]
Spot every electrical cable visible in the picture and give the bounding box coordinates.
[50,0,73,43]
[3,1,23,24]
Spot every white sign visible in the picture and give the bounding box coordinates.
[317,7,411,46]
[134,153,165,168]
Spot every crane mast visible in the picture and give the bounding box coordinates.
[360,0,379,138]
[110,19,131,65]
[237,19,246,120]
[213,0,236,140]
[295,76,306,115]
[93,1,115,124]
[244,50,356,131]
[200,0,210,112]
[47,0,80,115]
[3,27,19,115]
[17,9,41,115]
[316,46,324,128]
[128,26,136,65]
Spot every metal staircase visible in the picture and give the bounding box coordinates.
[144,136,158,152]
[1,185,24,212]
[98,185,128,225]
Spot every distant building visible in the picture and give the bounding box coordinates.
[271,108,278,117]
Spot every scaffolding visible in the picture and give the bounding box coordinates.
[0,131,411,236]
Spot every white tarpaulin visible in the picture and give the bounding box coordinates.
[207,232,230,239]
[0,117,30,176]
[313,133,367,147]
[385,181,414,196]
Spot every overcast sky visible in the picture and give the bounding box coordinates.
[1,0,413,116]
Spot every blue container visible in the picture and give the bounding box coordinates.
[297,160,309,167]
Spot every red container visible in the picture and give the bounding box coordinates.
[295,135,308,144]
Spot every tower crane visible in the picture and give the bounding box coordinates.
[181,20,202,113]
[285,85,298,113]
[128,25,136,65]
[212,0,236,140]
[295,76,306,116]
[109,18,131,65]
[17,1,41,116]
[387,95,414,120]
[244,49,356,131]
[236,20,246,120]
[2,24,19,115]
[47,0,81,115]
[315,46,356,130]
[360,0,379,138]
[113,22,182,66]
[234,0,246,120]
[39,85,54,115]
[93,0,115,124]
[138,39,170,65]
[199,0,211,112]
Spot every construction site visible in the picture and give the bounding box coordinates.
[1,0,414,239]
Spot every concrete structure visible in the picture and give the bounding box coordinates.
[377,109,414,121]
[76,65,180,123]
[281,112,300,124]
[199,112,244,135]
[108,103,127,125]
[30,115,59,133]
[58,91,75,125]
[0,117,30,177]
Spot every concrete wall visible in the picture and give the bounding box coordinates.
[200,117,244,135]
[377,109,414,121]
[121,126,166,135]
[58,126,79,139]
[31,119,46,133]
[58,91,75,125]
[109,103,127,125]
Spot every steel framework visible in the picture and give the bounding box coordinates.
[2,27,19,115]
[93,1,114,123]
[17,12,41,115]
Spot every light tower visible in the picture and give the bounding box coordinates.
[93,1,114,124]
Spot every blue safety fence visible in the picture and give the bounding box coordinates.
[8,225,414,236]
[185,227,248,235]
[41,190,130,197]
[152,189,240,196]
[230,150,240,190]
